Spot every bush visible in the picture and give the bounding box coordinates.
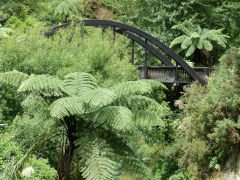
[176,48,240,179]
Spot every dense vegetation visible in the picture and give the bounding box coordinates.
[0,0,239,179]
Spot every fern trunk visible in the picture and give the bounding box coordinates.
[56,118,84,180]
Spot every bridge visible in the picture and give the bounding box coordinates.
[45,20,212,86]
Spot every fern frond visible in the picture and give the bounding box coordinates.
[111,80,165,98]
[17,74,65,96]
[21,92,45,107]
[50,97,84,119]
[141,79,167,90]
[181,36,192,50]
[115,96,160,111]
[186,44,196,57]
[63,72,98,96]
[120,156,152,180]
[78,138,120,180]
[80,88,116,112]
[170,35,188,48]
[203,40,213,51]
[0,70,29,87]
[134,110,163,128]
[50,88,116,119]
[92,106,134,132]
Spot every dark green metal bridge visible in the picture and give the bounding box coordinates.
[45,20,212,86]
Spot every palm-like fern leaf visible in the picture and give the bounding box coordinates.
[80,88,116,112]
[18,74,65,96]
[21,92,45,107]
[115,96,160,111]
[50,97,84,119]
[63,72,98,96]
[0,70,29,87]
[141,79,167,90]
[92,106,134,132]
[120,156,152,180]
[134,110,164,128]
[111,80,166,98]
[50,88,116,119]
[78,139,120,180]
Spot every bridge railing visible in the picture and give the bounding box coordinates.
[138,66,213,84]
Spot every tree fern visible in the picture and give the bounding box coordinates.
[21,92,45,108]
[63,72,98,96]
[115,96,160,111]
[91,106,134,132]
[134,110,164,128]
[18,74,66,96]
[50,97,84,119]
[170,25,230,57]
[111,80,165,98]
[0,70,166,179]
[78,139,120,180]
[79,88,116,112]
[54,0,82,22]
[120,155,152,180]
[0,70,29,87]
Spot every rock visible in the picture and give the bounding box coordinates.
[22,167,34,178]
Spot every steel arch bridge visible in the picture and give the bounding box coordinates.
[45,20,212,85]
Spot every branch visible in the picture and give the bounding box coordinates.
[12,132,60,175]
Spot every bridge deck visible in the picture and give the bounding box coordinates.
[138,66,213,85]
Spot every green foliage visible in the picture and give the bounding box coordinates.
[117,0,239,65]
[0,24,13,39]
[0,70,168,179]
[0,70,29,87]
[21,155,56,179]
[0,135,23,179]
[54,0,83,22]
[170,24,230,57]
[0,134,56,180]
[0,26,137,86]
[175,48,240,179]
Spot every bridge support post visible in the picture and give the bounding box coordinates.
[102,28,105,41]
[174,63,179,86]
[144,39,148,79]
[132,40,134,65]
[113,26,116,42]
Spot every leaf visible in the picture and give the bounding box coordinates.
[92,106,134,132]
[197,37,204,49]
[64,3,69,16]
[115,95,160,111]
[186,44,196,57]
[111,80,164,98]
[80,88,116,112]
[18,74,65,96]
[134,110,164,128]
[63,72,98,96]
[170,35,188,48]
[181,37,192,50]
[78,138,120,180]
[203,40,213,51]
[191,32,200,38]
[50,97,84,119]
[0,70,29,87]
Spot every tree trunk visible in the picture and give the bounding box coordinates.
[56,141,75,180]
[56,118,84,180]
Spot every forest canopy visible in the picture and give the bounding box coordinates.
[0,0,240,180]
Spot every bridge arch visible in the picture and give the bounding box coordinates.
[45,20,206,85]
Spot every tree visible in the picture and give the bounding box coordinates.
[0,70,167,180]
[170,24,230,66]
[54,0,83,23]
[175,48,240,179]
